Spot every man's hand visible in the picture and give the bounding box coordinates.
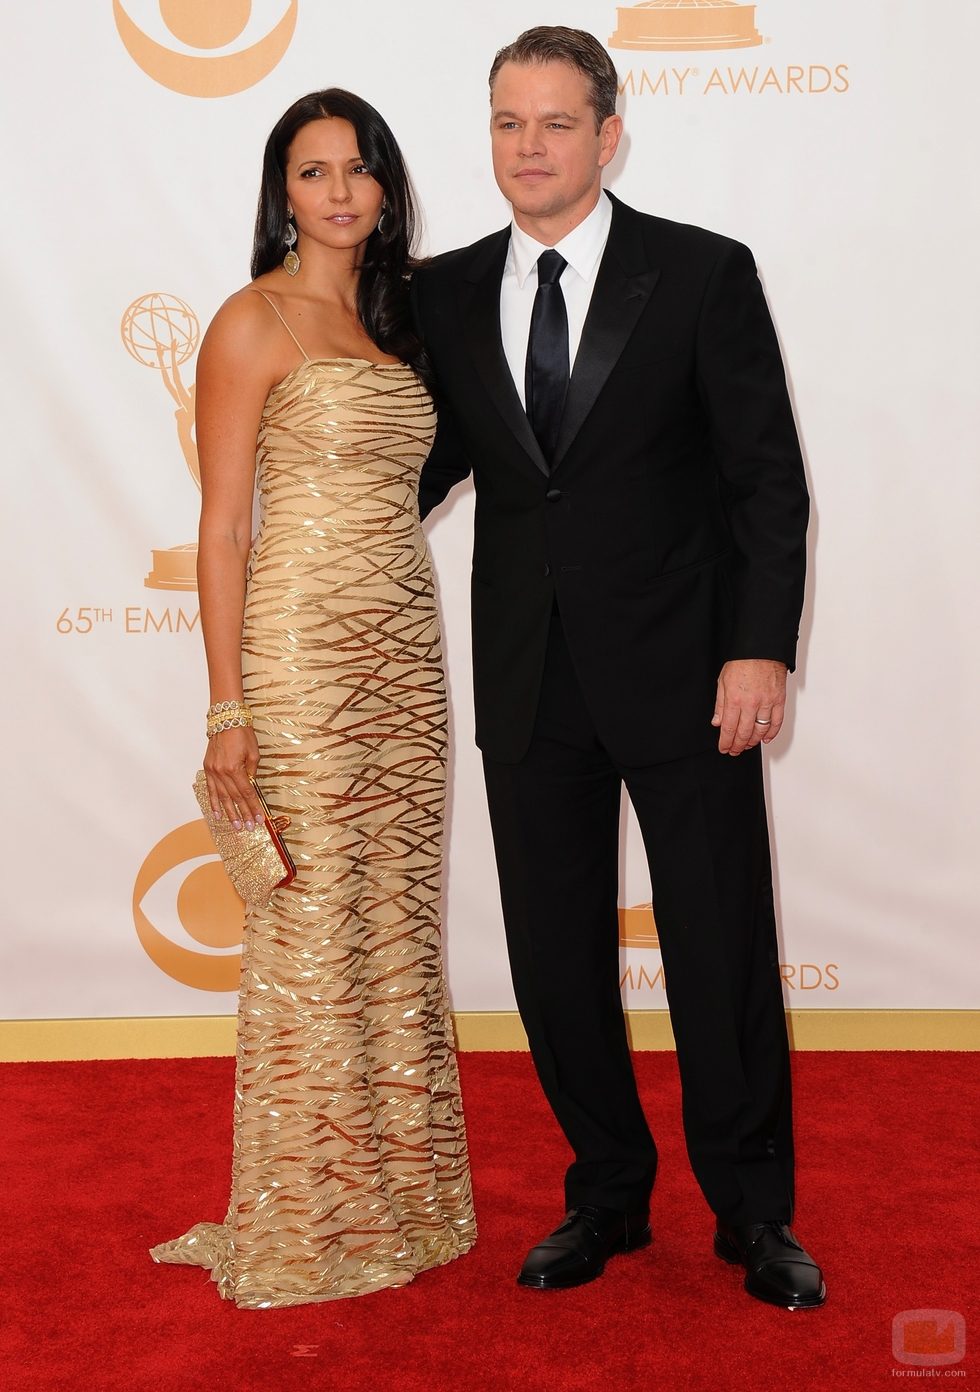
[712,659,788,755]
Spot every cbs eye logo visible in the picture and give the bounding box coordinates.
[133,821,245,991]
[113,0,298,98]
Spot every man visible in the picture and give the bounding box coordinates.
[412,26,824,1309]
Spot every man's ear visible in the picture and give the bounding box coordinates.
[598,114,624,169]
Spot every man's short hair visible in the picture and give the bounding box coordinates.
[488,26,619,131]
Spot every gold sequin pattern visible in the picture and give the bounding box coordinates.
[150,360,476,1307]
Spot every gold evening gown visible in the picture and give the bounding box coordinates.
[149,294,476,1308]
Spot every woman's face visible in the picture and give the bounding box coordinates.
[284,117,385,258]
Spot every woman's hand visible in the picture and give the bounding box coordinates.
[203,726,263,828]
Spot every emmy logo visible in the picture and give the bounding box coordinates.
[121,292,200,591]
[609,0,763,52]
[619,903,660,949]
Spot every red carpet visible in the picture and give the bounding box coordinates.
[6,1051,977,1390]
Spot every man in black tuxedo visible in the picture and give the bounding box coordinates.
[412,26,824,1309]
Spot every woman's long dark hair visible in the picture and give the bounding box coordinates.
[251,89,428,382]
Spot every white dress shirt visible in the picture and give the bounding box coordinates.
[500,190,613,409]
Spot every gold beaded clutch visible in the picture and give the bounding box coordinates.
[193,771,296,909]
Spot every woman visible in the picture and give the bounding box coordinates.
[149,90,476,1308]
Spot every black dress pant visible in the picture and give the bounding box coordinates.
[481,610,794,1225]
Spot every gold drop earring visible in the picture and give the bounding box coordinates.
[283,207,300,276]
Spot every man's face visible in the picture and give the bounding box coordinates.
[490,59,622,235]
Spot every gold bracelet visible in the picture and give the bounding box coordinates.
[207,700,249,718]
[206,700,252,738]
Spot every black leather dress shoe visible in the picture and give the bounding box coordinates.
[714,1220,826,1309]
[517,1205,651,1290]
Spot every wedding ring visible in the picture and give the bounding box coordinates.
[754,718,772,726]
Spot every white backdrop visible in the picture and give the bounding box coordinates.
[3,1,979,1020]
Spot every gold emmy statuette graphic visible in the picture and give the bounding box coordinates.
[609,0,762,51]
[133,820,245,991]
[121,292,201,590]
[618,902,660,949]
[114,0,298,97]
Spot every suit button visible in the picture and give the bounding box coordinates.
[545,488,562,502]
[543,564,551,577]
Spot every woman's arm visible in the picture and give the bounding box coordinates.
[197,292,278,829]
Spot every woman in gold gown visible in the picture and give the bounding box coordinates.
[149,90,476,1308]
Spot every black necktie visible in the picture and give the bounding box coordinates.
[525,250,569,466]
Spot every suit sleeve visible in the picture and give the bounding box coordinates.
[695,240,809,671]
[411,269,472,521]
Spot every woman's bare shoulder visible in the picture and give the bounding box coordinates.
[199,284,284,383]
[207,284,276,340]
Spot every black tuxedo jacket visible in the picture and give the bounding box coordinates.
[412,192,809,766]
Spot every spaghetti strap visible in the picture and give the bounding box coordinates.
[251,288,310,362]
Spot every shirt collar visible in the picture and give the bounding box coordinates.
[507,190,613,288]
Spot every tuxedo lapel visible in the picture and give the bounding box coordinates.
[461,231,550,479]
[552,197,660,471]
